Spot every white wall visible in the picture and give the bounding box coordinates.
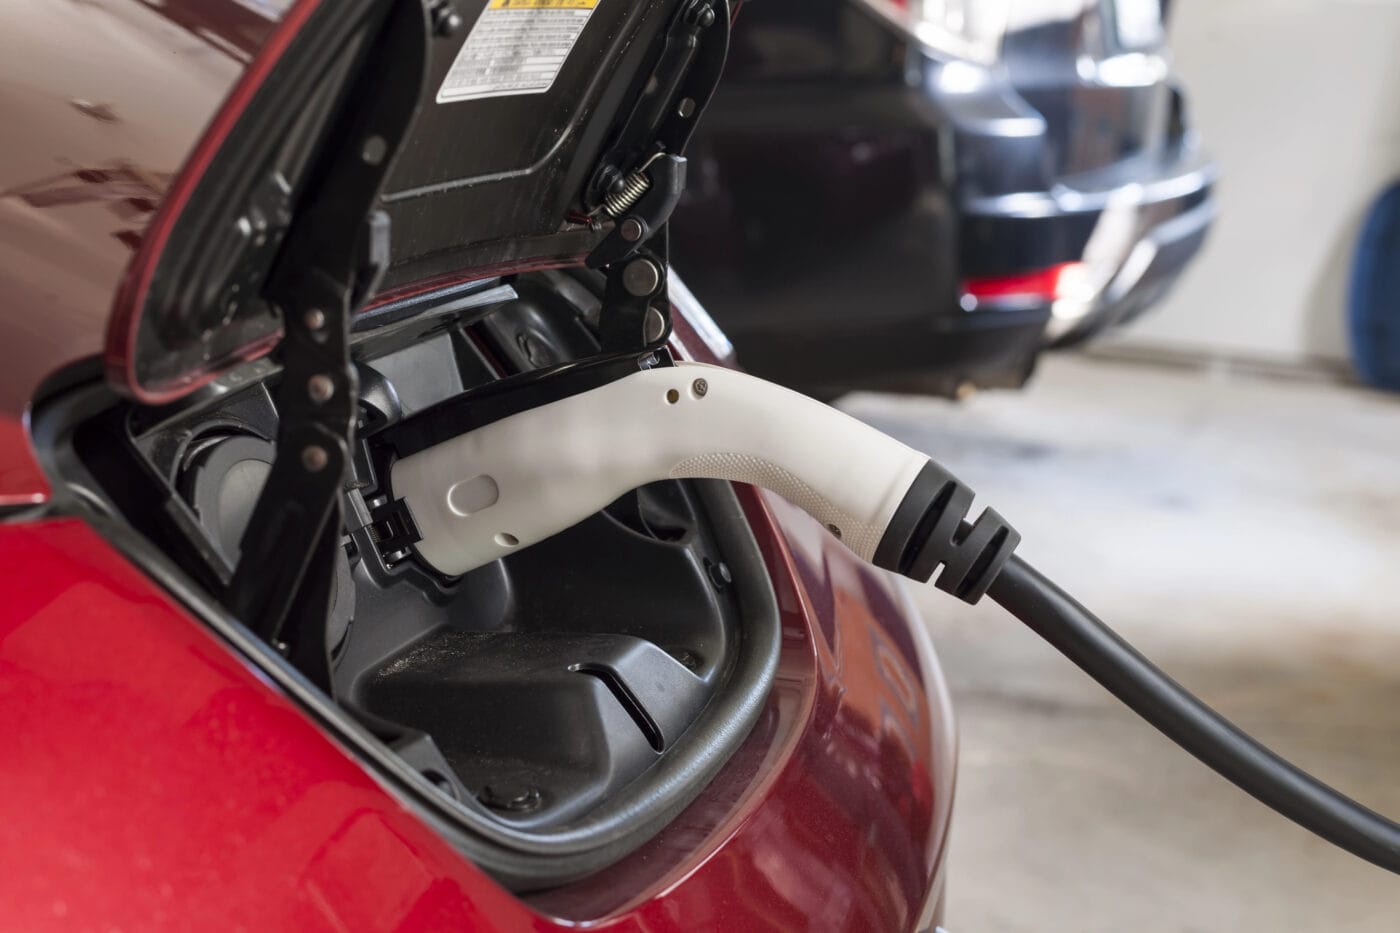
[1115,0,1400,363]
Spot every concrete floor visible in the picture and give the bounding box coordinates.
[841,355,1400,932]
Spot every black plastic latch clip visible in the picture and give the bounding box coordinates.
[369,497,422,556]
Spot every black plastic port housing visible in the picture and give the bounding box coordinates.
[32,270,779,891]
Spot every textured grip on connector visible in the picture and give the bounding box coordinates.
[872,460,1020,603]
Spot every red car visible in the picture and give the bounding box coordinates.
[0,0,954,929]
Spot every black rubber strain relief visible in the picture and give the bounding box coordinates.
[872,460,1021,604]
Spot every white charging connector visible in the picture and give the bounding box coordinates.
[389,360,1017,599]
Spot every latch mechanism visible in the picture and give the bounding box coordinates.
[584,0,731,270]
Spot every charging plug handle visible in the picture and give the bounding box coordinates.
[390,361,1016,600]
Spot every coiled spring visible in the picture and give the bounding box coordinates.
[600,170,652,218]
[593,151,668,220]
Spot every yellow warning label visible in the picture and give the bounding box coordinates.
[488,0,599,9]
[439,0,602,103]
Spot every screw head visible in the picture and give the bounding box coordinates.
[433,5,463,36]
[301,445,329,473]
[677,97,697,118]
[622,258,662,297]
[643,306,667,344]
[307,374,336,403]
[361,135,387,166]
[619,217,644,242]
[692,378,709,398]
[704,558,731,589]
[477,784,542,814]
[304,308,326,331]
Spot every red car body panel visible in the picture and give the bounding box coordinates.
[0,0,269,503]
[104,0,322,405]
[0,0,955,928]
[0,504,953,930]
[0,518,538,933]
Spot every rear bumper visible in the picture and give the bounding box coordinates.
[958,147,1217,345]
[1070,194,1215,341]
[961,151,1215,228]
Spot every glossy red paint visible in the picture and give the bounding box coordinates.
[104,0,321,405]
[0,418,48,507]
[1,498,952,931]
[0,519,538,932]
[1,499,949,931]
[0,0,277,504]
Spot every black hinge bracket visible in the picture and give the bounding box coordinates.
[594,242,671,353]
[222,0,432,692]
[584,0,731,269]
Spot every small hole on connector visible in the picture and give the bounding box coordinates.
[826,524,842,540]
[665,389,680,404]
[495,532,519,547]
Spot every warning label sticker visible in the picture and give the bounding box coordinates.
[436,0,602,104]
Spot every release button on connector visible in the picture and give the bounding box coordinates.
[446,474,500,517]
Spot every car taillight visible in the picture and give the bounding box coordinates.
[962,262,1088,304]
[854,0,1009,64]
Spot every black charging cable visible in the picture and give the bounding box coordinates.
[873,461,1400,874]
[987,555,1400,873]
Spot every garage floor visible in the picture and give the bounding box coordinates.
[842,354,1400,932]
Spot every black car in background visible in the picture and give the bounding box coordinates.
[672,0,1215,398]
